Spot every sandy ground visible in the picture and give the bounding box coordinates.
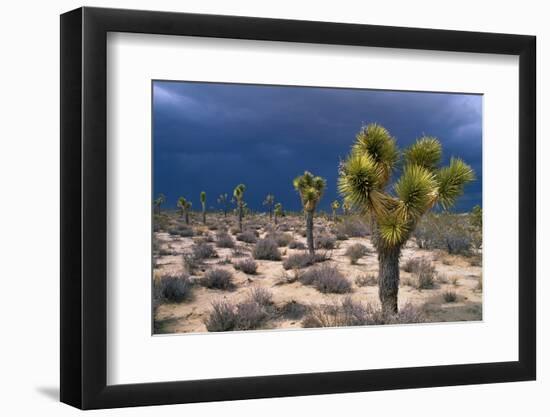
[154,213,482,334]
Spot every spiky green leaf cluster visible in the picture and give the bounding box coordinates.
[394,164,437,221]
[403,136,442,170]
[352,124,399,185]
[436,158,475,210]
[233,184,246,203]
[293,171,326,212]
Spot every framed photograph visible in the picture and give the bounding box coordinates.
[60,6,536,409]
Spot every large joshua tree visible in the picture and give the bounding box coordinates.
[177,196,192,225]
[217,193,229,217]
[293,171,327,255]
[331,200,340,222]
[263,194,275,220]
[338,124,474,313]
[233,184,246,232]
[200,191,207,224]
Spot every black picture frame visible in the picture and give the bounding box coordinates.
[60,6,536,410]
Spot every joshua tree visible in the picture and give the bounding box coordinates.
[233,184,246,232]
[274,203,283,225]
[153,193,166,215]
[263,194,275,220]
[177,196,192,225]
[293,171,327,255]
[217,193,230,217]
[342,199,351,216]
[200,191,207,224]
[338,123,474,313]
[331,200,340,222]
[471,204,482,229]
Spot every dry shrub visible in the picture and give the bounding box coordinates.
[215,231,235,248]
[266,232,293,247]
[280,300,309,319]
[248,287,273,307]
[204,300,236,331]
[300,265,352,294]
[403,257,435,289]
[315,234,337,250]
[344,243,369,264]
[154,274,193,303]
[234,258,258,274]
[355,274,377,287]
[252,238,282,261]
[236,230,258,244]
[204,288,273,332]
[282,252,328,270]
[288,240,306,250]
[192,241,217,260]
[336,216,369,237]
[201,268,234,290]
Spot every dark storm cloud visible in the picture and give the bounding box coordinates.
[153,81,482,213]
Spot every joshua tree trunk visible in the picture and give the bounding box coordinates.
[274,214,278,225]
[238,205,243,232]
[185,212,189,225]
[377,246,401,314]
[305,210,315,255]
[332,209,336,222]
[202,210,206,224]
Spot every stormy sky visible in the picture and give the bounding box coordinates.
[153,80,482,213]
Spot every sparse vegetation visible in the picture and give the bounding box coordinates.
[192,241,217,260]
[234,258,258,274]
[252,238,282,261]
[153,121,480,334]
[201,268,234,290]
[282,252,328,270]
[154,274,193,303]
[300,265,352,294]
[356,274,377,287]
[344,243,369,264]
[215,231,235,248]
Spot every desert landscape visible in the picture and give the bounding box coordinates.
[151,82,483,334]
[153,207,482,334]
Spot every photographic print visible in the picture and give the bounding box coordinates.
[152,81,482,334]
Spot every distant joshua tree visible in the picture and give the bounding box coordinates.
[471,204,482,229]
[200,191,207,224]
[233,184,246,232]
[293,171,326,255]
[274,203,283,225]
[177,196,192,225]
[153,193,166,215]
[342,199,351,216]
[331,200,340,222]
[217,193,230,217]
[338,123,474,313]
[263,194,275,220]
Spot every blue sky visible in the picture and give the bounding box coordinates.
[153,81,482,213]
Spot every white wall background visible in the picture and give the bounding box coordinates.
[0,0,545,415]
